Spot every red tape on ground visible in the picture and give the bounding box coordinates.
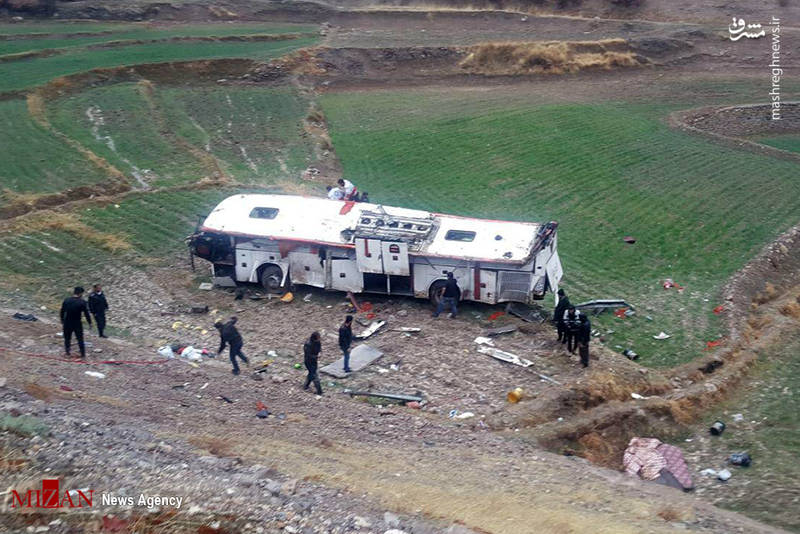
[0,346,170,365]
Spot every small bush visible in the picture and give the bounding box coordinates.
[0,414,50,437]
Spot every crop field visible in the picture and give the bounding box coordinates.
[0,99,109,200]
[320,88,800,367]
[755,134,800,154]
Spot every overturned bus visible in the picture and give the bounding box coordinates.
[188,194,563,305]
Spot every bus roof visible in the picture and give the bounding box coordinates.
[200,194,546,263]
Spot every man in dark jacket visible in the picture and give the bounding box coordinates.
[87,284,109,338]
[214,316,248,375]
[432,272,460,318]
[339,315,354,373]
[303,332,323,394]
[564,307,582,354]
[60,286,92,358]
[553,288,570,342]
[577,314,592,368]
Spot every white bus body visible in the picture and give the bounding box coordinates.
[189,194,563,305]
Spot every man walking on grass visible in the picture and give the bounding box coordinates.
[303,331,323,395]
[88,283,109,338]
[215,316,248,375]
[60,286,92,359]
[339,315,354,373]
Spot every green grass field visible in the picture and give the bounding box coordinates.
[755,134,800,154]
[0,35,318,93]
[0,23,316,56]
[157,86,313,184]
[0,99,109,199]
[319,89,800,367]
[680,329,800,532]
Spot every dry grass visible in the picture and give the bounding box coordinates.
[188,435,236,457]
[459,40,642,75]
[754,281,779,304]
[779,301,800,320]
[23,382,53,402]
[657,505,695,522]
[7,212,131,252]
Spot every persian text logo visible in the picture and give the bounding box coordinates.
[10,479,93,509]
[769,16,781,120]
[728,17,766,40]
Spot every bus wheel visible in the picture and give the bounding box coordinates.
[429,280,447,307]
[260,265,284,293]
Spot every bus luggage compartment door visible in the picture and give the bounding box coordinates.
[380,241,409,276]
[355,238,384,274]
[331,259,364,292]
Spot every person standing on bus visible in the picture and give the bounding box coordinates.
[303,332,323,394]
[60,286,92,358]
[339,315,354,373]
[433,272,460,319]
[337,178,357,201]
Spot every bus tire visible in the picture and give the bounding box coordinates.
[259,264,285,293]
[429,280,447,307]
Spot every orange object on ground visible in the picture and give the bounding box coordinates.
[614,308,628,319]
[488,311,504,321]
[713,305,725,314]
[360,302,373,312]
[705,339,724,350]
[366,313,376,319]
[256,401,268,411]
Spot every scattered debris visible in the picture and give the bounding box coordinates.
[705,339,724,351]
[391,327,420,333]
[732,413,744,422]
[699,359,723,373]
[717,469,732,481]
[356,320,386,339]
[507,387,524,403]
[484,324,518,337]
[453,411,474,420]
[321,344,383,378]
[503,302,548,323]
[700,468,718,476]
[84,371,105,379]
[710,420,726,436]
[623,349,639,361]
[575,300,635,315]
[280,292,294,303]
[219,396,234,404]
[345,390,423,405]
[623,437,694,490]
[614,308,630,319]
[473,336,495,347]
[256,409,270,419]
[729,452,751,467]
[12,313,38,322]
[157,346,175,358]
[713,305,725,314]
[487,311,505,321]
[407,401,421,409]
[662,279,685,292]
[303,293,313,302]
[478,346,532,368]
[623,236,636,244]
[653,332,671,340]
[198,283,213,291]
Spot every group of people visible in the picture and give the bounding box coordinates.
[214,312,355,396]
[60,285,109,358]
[553,288,592,368]
[326,178,367,202]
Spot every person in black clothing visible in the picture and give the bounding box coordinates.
[303,332,323,394]
[87,284,109,338]
[577,314,592,368]
[432,272,460,318]
[339,315,354,373]
[60,286,92,358]
[214,316,248,375]
[563,306,581,354]
[553,288,571,342]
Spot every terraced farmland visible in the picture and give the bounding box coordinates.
[0,98,109,200]
[320,89,800,367]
